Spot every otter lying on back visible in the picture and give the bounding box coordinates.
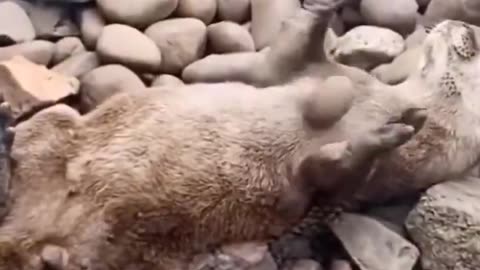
[0,68,425,270]
[0,1,432,269]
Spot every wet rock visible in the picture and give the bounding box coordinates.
[221,242,278,270]
[29,4,80,40]
[207,21,255,53]
[0,55,79,117]
[405,176,480,270]
[188,253,216,270]
[329,13,345,36]
[139,73,156,85]
[182,52,261,84]
[251,0,301,50]
[270,234,313,267]
[427,0,480,25]
[0,1,35,46]
[242,21,252,32]
[464,0,480,23]
[151,74,184,87]
[405,26,427,49]
[341,5,365,28]
[175,0,217,25]
[217,0,251,23]
[285,259,322,270]
[332,25,405,70]
[423,0,480,25]
[51,51,99,78]
[52,37,85,65]
[366,200,419,236]
[145,18,207,75]
[97,0,179,29]
[360,0,418,36]
[97,24,161,73]
[329,260,351,270]
[417,0,431,10]
[423,0,461,23]
[371,46,422,85]
[0,0,33,14]
[0,40,54,66]
[330,213,419,270]
[39,0,93,3]
[79,7,106,49]
[188,243,277,270]
[79,64,145,113]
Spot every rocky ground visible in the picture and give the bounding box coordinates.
[1,0,480,270]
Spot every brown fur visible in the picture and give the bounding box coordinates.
[0,70,423,269]
[0,5,429,269]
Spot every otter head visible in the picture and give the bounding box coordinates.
[415,20,480,118]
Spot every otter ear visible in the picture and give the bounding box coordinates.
[40,245,69,270]
[302,76,354,129]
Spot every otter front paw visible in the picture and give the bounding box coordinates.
[350,107,427,159]
[0,102,14,219]
[359,123,416,154]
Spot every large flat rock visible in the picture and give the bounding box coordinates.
[0,55,79,117]
[406,176,480,270]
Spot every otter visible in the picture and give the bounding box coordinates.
[0,1,454,269]
[0,72,424,270]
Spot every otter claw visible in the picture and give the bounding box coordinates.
[374,123,415,151]
[347,122,416,166]
[387,107,427,133]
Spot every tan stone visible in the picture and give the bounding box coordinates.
[0,40,54,66]
[207,21,255,53]
[251,0,301,50]
[0,55,79,117]
[151,74,184,87]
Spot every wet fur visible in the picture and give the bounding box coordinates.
[1,3,468,269]
[0,72,424,270]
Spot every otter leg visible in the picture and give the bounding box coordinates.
[287,109,427,237]
[0,102,14,220]
[281,122,417,237]
[321,107,427,203]
[275,122,415,229]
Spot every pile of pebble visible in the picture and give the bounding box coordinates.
[1,0,480,270]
